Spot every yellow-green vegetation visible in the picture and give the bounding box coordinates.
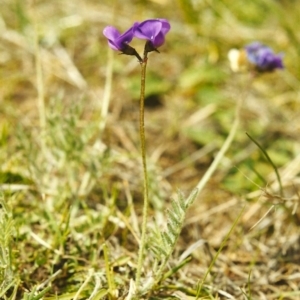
[1,0,300,299]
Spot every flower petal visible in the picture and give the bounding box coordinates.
[244,42,284,72]
[103,26,120,40]
[118,24,137,45]
[152,32,165,47]
[103,25,136,51]
[135,19,163,41]
[157,18,171,35]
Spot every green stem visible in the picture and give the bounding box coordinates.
[195,94,243,194]
[246,132,283,196]
[194,74,253,196]
[136,57,149,290]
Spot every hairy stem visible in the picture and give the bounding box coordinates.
[136,58,149,290]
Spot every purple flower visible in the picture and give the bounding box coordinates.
[134,19,171,49]
[103,19,171,61]
[103,24,139,50]
[245,42,284,72]
[103,23,142,60]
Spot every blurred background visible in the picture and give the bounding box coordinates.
[2,0,299,199]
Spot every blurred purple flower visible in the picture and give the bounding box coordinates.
[245,42,284,72]
[134,19,171,49]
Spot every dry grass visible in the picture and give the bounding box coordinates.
[1,0,300,299]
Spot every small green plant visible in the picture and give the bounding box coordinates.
[103,19,172,295]
[142,189,198,294]
[0,195,17,299]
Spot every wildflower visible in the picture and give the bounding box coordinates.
[134,19,171,52]
[228,42,284,73]
[244,42,284,72]
[103,24,142,60]
[103,19,170,60]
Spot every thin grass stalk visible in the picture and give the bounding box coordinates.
[87,274,102,300]
[135,57,149,290]
[32,5,47,164]
[73,269,94,300]
[246,132,283,196]
[195,95,243,194]
[100,48,114,132]
[161,256,192,282]
[33,15,46,130]
[196,205,245,298]
[103,243,116,297]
